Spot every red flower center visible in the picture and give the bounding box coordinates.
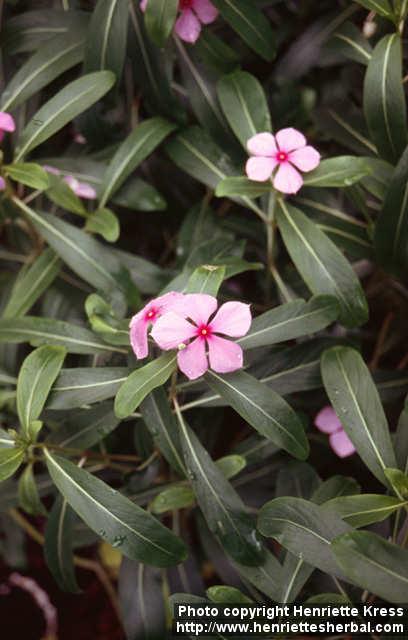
[276,151,288,163]
[179,0,193,9]
[145,308,157,321]
[197,324,211,339]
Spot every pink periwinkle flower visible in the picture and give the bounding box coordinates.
[314,405,356,459]
[245,128,321,195]
[140,0,218,44]
[151,293,251,380]
[129,291,186,359]
[63,175,97,200]
[0,112,16,142]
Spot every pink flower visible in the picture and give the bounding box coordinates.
[0,112,15,142]
[0,177,5,191]
[245,128,320,195]
[151,293,251,380]
[314,405,356,459]
[140,0,218,44]
[129,291,186,359]
[63,175,97,200]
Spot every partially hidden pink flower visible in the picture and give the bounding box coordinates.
[245,128,320,195]
[63,175,97,200]
[314,405,356,458]
[129,291,186,359]
[140,0,218,44]
[0,112,16,143]
[151,293,251,380]
[0,177,6,191]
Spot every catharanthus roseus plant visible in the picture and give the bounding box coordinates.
[1,0,408,635]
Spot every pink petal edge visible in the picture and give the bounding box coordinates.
[246,132,276,157]
[192,0,218,24]
[289,146,320,172]
[275,128,306,153]
[210,301,252,338]
[129,316,149,359]
[151,311,197,350]
[177,337,208,380]
[314,406,342,434]
[183,293,218,326]
[208,335,244,374]
[0,112,16,133]
[245,156,276,182]
[329,429,356,458]
[175,9,201,43]
[273,162,303,194]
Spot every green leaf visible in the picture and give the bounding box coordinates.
[332,530,408,603]
[83,0,129,80]
[99,118,176,208]
[258,497,351,578]
[0,317,126,355]
[45,173,87,216]
[85,208,120,243]
[18,464,47,516]
[374,145,408,276]
[175,406,263,566]
[47,367,130,409]
[216,455,246,480]
[144,0,178,47]
[216,177,272,198]
[324,494,405,528]
[205,370,309,460]
[321,347,397,485]
[384,468,408,499]
[5,163,50,190]
[363,34,407,163]
[312,475,361,504]
[277,201,368,328]
[303,157,373,188]
[17,345,66,436]
[238,296,339,350]
[115,353,177,419]
[44,449,187,567]
[0,447,25,483]
[0,30,86,112]
[186,265,226,296]
[211,0,276,61]
[44,496,81,593]
[329,22,372,66]
[15,71,115,161]
[353,0,394,18]
[151,485,194,514]
[207,585,252,604]
[2,249,60,319]
[47,402,120,450]
[217,70,271,148]
[0,428,15,449]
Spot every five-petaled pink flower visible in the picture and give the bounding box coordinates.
[129,291,186,359]
[314,405,356,459]
[246,128,320,195]
[0,112,16,142]
[151,293,251,380]
[140,0,218,44]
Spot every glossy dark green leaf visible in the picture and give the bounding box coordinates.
[83,0,129,80]
[329,21,372,65]
[186,265,226,297]
[47,402,120,450]
[44,496,81,593]
[45,449,188,567]
[277,201,368,328]
[215,177,271,198]
[303,156,373,188]
[363,34,407,163]
[47,367,130,409]
[321,346,397,485]
[395,396,408,473]
[5,163,50,191]
[18,464,47,516]
[353,0,393,18]
[145,0,178,47]
[324,494,405,528]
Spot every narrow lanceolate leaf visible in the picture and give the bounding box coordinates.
[205,370,309,460]
[44,450,187,567]
[5,163,50,190]
[0,447,25,483]
[47,368,130,410]
[329,22,372,66]
[0,317,126,355]
[217,71,271,148]
[258,497,351,578]
[17,345,66,435]
[0,31,86,112]
[211,0,276,61]
[115,353,177,419]
[13,199,122,293]
[374,145,408,276]
[321,347,397,486]
[353,0,393,18]
[47,402,120,450]
[144,0,178,47]
[15,71,115,160]
[324,494,405,528]
[186,265,226,297]
[332,531,408,603]
[18,464,47,516]
[303,157,373,188]
[215,177,271,198]
[238,296,339,350]
[363,34,407,163]
[277,201,368,328]
[99,118,176,207]
[44,496,80,593]
[140,388,187,477]
[175,406,263,566]
[83,0,129,79]
[2,249,60,319]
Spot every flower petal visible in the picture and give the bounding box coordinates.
[158,291,187,315]
[43,165,61,176]
[208,335,244,374]
[314,406,342,434]
[151,312,197,350]
[129,315,149,359]
[329,429,356,458]
[210,301,252,337]
[192,0,218,24]
[0,177,5,191]
[273,162,303,194]
[177,338,208,380]
[183,293,217,326]
[246,132,277,157]
[74,182,97,200]
[289,146,320,172]
[0,112,16,133]
[140,0,147,11]
[275,127,306,152]
[175,9,201,43]
[245,156,276,182]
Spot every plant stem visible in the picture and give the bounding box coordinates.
[265,192,276,301]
